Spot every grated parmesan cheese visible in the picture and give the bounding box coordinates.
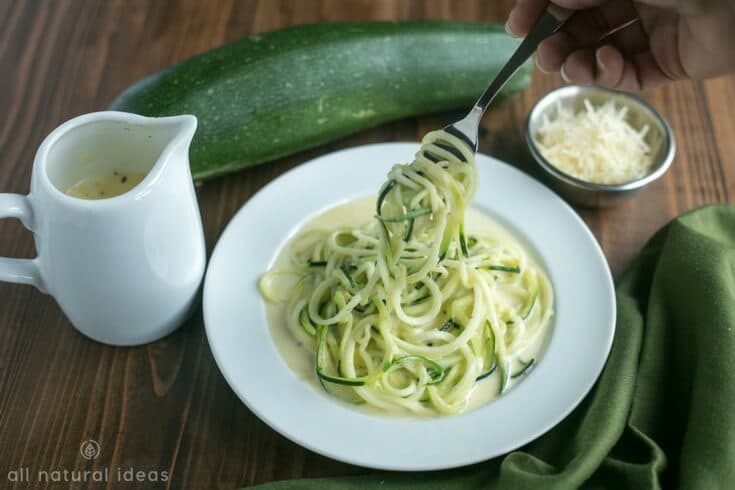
[534,98,653,185]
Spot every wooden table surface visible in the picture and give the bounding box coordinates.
[1,0,733,488]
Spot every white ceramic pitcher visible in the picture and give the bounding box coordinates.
[0,111,206,345]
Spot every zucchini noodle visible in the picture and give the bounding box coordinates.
[260,130,554,416]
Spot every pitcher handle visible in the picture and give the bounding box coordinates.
[0,194,44,291]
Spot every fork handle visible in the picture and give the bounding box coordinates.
[446,5,575,151]
[476,6,574,113]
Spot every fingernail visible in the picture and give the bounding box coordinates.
[595,48,604,71]
[535,55,550,74]
[560,64,571,83]
[504,21,517,38]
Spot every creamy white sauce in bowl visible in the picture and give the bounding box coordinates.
[263,195,553,417]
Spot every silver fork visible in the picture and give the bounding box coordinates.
[427,6,574,161]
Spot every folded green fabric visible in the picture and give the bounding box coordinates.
[253,204,735,490]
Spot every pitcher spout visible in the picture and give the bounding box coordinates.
[144,114,197,177]
[158,114,197,151]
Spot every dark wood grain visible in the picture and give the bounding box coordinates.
[0,0,733,488]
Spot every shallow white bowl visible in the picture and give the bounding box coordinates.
[203,143,616,471]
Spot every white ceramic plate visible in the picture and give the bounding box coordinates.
[203,143,615,471]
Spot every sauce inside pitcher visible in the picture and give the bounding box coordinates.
[66,170,146,200]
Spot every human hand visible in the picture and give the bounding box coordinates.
[506,0,735,90]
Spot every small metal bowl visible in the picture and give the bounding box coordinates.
[526,85,676,207]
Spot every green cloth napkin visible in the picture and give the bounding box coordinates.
[253,204,735,490]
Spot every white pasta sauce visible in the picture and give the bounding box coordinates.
[264,197,552,417]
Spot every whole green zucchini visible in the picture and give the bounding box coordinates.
[109,22,532,180]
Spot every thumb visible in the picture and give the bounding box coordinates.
[507,0,607,37]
